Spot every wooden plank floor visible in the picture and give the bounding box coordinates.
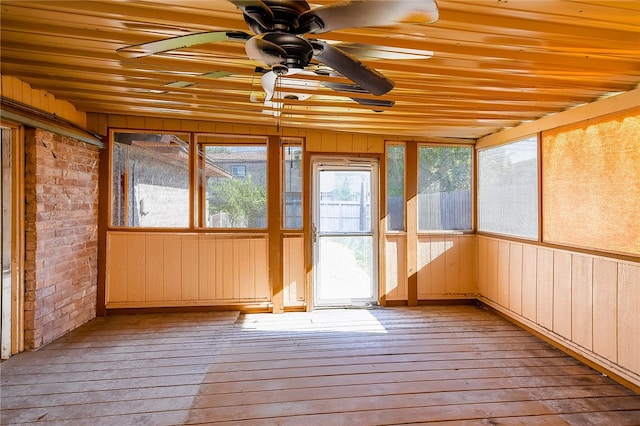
[2,306,639,425]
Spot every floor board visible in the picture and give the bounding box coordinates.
[1,306,638,425]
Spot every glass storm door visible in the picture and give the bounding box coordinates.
[312,160,378,307]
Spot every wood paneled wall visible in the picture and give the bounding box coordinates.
[283,235,305,308]
[477,235,640,388]
[384,234,407,301]
[417,235,476,299]
[1,75,87,127]
[106,232,270,308]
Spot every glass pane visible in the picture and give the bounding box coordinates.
[418,146,472,231]
[111,132,190,227]
[204,145,267,228]
[478,137,538,239]
[318,170,371,233]
[317,236,373,300]
[386,144,405,231]
[282,143,302,229]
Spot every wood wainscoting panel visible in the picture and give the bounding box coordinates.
[283,235,305,307]
[417,235,476,300]
[592,258,618,363]
[477,236,640,389]
[106,232,270,308]
[384,234,407,301]
[618,262,640,376]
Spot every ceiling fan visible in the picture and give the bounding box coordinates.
[117,0,439,108]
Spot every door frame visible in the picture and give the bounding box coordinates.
[311,157,380,308]
[0,122,25,358]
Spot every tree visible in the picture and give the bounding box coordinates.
[209,176,266,227]
[419,146,471,193]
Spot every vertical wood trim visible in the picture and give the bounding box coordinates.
[269,135,283,312]
[96,135,108,316]
[406,142,418,306]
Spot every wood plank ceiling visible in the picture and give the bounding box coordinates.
[1,0,639,139]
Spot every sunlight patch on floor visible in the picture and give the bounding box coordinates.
[237,309,388,333]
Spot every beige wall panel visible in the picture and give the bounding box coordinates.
[218,239,234,299]
[486,239,499,302]
[521,244,537,321]
[477,237,488,296]
[163,235,183,301]
[509,244,523,315]
[553,251,573,340]
[571,254,593,350]
[367,135,385,153]
[126,116,145,129]
[144,234,165,302]
[353,134,368,152]
[431,238,447,295]
[198,238,217,300]
[125,234,146,302]
[283,236,305,305]
[618,262,640,374]
[444,236,460,294]
[336,133,353,153]
[497,241,510,308]
[321,132,337,152]
[235,240,249,299]
[417,238,432,296]
[536,248,554,330]
[417,237,446,297]
[592,258,618,362]
[253,238,269,300]
[181,236,200,300]
[108,115,127,128]
[106,233,128,303]
[305,131,322,151]
[385,235,407,300]
[459,236,476,294]
[1,75,15,98]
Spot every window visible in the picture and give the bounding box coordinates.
[282,139,303,229]
[230,165,246,177]
[478,136,538,239]
[542,111,640,256]
[417,145,472,231]
[111,131,190,228]
[201,144,267,228]
[386,143,405,231]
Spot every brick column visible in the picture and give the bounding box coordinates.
[24,128,100,350]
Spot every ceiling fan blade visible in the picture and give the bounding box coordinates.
[297,0,438,34]
[245,35,287,67]
[310,40,393,96]
[116,31,250,59]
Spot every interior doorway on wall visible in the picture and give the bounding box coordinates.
[312,158,379,308]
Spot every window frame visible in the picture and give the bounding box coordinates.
[416,143,474,234]
[109,129,193,229]
[476,134,540,241]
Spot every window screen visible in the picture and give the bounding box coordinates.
[386,144,405,231]
[478,136,538,239]
[418,145,472,231]
[111,132,190,228]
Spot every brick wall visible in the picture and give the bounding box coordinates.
[24,128,100,350]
